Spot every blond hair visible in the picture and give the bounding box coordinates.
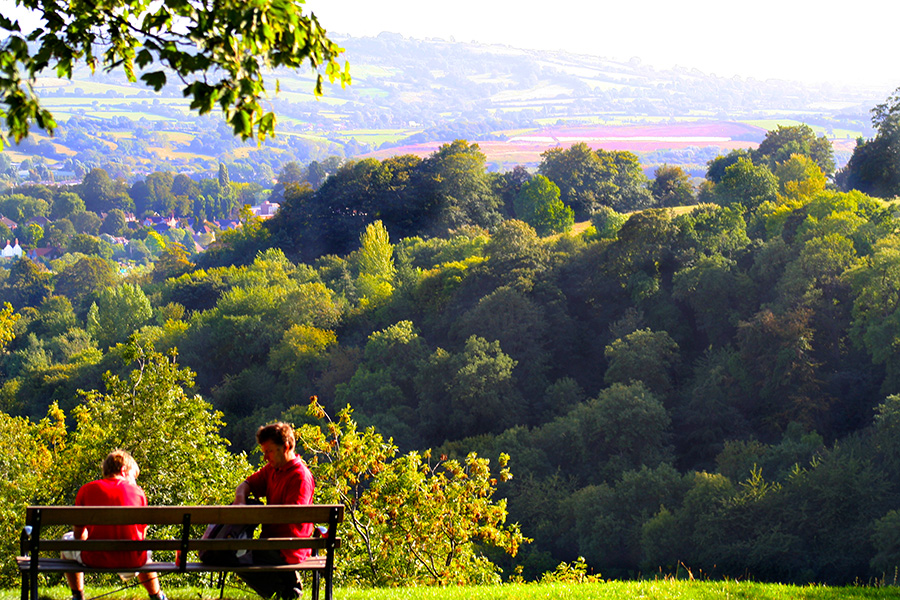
[101,449,139,478]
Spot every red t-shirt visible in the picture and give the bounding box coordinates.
[244,457,315,563]
[74,477,149,568]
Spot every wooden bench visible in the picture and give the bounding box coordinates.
[17,505,343,600]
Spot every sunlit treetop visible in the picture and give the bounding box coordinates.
[0,0,351,148]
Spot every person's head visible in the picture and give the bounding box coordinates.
[256,422,296,451]
[256,422,296,468]
[102,449,139,479]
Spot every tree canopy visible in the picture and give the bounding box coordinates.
[0,0,350,147]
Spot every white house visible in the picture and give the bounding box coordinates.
[2,240,23,258]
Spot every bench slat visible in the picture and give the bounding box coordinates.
[17,557,329,574]
[36,537,338,552]
[26,505,343,526]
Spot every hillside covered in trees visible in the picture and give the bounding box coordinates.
[3,91,900,586]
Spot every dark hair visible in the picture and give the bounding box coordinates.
[102,449,138,478]
[256,422,295,451]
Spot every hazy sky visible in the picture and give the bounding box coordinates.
[2,0,896,91]
[304,0,899,91]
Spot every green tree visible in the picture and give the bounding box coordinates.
[0,193,49,222]
[416,335,522,443]
[775,154,828,202]
[595,149,654,212]
[151,243,194,283]
[538,142,602,219]
[674,203,750,257]
[296,399,526,586]
[604,328,680,397]
[79,168,132,213]
[838,88,900,198]
[67,233,113,259]
[1,0,349,146]
[334,320,429,447]
[268,324,336,388]
[672,254,754,346]
[715,157,778,211]
[539,144,652,218]
[2,256,52,308]
[144,230,168,257]
[457,285,551,397]
[70,211,102,235]
[705,149,755,184]
[50,191,86,221]
[591,206,629,239]
[44,219,75,248]
[28,294,76,339]
[19,222,43,247]
[417,140,503,233]
[355,220,395,305]
[756,124,836,176]
[53,256,117,315]
[651,164,695,207]
[0,301,20,351]
[130,172,175,216]
[100,208,128,236]
[56,341,250,505]
[483,219,548,283]
[514,175,574,236]
[0,407,64,585]
[568,382,672,484]
[86,283,153,348]
[849,235,900,393]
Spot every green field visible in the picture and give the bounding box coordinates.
[741,119,866,141]
[333,129,421,145]
[6,581,899,600]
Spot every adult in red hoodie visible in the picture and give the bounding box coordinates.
[234,422,314,600]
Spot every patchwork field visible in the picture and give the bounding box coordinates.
[359,119,863,168]
[361,121,768,164]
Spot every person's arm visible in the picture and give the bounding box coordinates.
[73,485,88,539]
[233,480,252,505]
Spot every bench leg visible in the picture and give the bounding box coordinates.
[20,572,28,600]
[324,571,332,600]
[217,572,227,600]
[310,571,319,600]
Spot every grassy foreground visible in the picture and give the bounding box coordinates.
[5,581,900,600]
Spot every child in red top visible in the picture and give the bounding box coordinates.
[63,450,167,600]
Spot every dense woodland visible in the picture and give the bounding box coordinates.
[3,91,900,587]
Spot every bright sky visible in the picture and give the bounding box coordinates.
[2,0,896,92]
[304,0,899,91]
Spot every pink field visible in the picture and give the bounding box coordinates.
[360,121,768,164]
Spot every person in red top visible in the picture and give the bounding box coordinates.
[233,422,314,600]
[63,450,167,600]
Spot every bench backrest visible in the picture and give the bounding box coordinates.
[25,505,343,527]
[22,504,344,556]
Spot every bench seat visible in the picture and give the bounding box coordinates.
[16,557,330,573]
[18,505,343,600]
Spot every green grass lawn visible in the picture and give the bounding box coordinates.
[6,581,900,600]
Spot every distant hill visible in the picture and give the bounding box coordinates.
[3,32,890,180]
